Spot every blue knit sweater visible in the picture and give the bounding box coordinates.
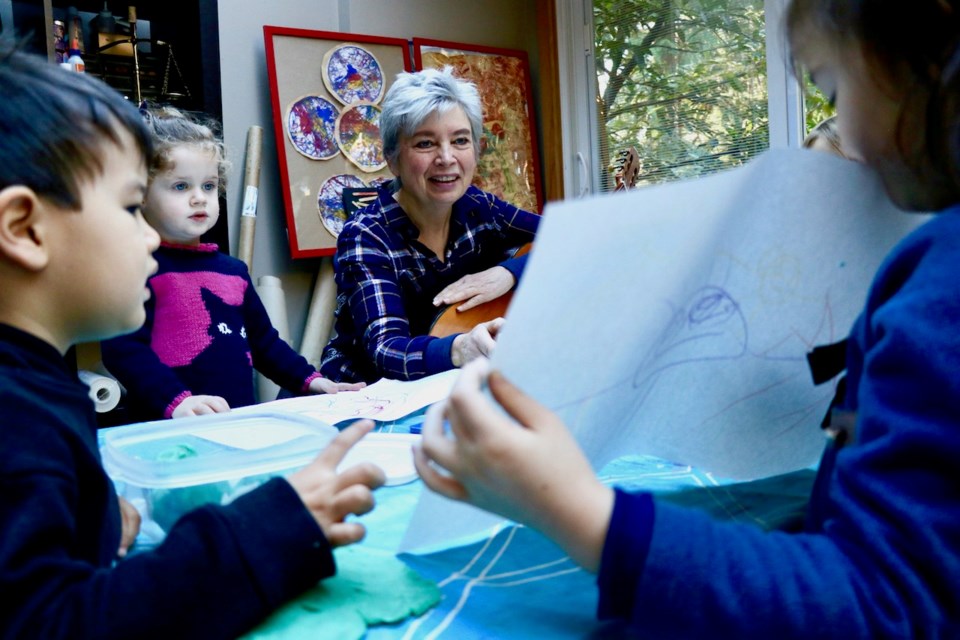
[102,243,320,420]
[597,205,960,638]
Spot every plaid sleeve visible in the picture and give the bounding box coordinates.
[484,189,542,243]
[337,222,450,380]
[476,189,541,281]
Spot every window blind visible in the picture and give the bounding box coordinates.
[593,0,771,192]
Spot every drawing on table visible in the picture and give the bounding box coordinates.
[309,391,411,418]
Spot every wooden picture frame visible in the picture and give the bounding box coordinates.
[413,38,543,214]
[264,26,412,258]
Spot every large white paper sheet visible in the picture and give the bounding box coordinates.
[241,369,459,424]
[400,148,929,552]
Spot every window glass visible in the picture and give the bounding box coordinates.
[803,77,837,138]
[594,0,769,191]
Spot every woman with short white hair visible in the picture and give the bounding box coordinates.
[320,67,540,383]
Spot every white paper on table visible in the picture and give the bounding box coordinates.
[247,369,459,424]
[399,148,930,553]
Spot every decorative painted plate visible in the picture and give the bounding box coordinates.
[336,102,386,172]
[317,174,367,237]
[286,95,340,160]
[322,43,385,105]
[367,175,393,190]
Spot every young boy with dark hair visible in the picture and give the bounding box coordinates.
[0,48,385,639]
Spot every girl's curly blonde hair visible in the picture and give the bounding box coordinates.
[139,103,230,196]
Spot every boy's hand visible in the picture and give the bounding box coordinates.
[308,377,366,395]
[171,395,230,418]
[287,420,386,547]
[117,496,141,558]
[413,358,614,572]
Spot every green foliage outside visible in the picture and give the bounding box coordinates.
[595,0,828,190]
[803,77,837,135]
[594,0,769,189]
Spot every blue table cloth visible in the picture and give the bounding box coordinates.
[101,409,814,638]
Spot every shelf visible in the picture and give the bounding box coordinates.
[11,0,228,247]
[84,46,192,105]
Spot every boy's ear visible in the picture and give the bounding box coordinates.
[0,186,51,271]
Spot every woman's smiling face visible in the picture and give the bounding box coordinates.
[389,106,478,219]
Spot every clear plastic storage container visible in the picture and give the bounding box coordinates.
[100,411,339,539]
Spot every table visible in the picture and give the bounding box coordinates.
[102,400,812,638]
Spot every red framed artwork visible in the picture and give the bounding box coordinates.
[264,26,412,258]
[413,38,544,214]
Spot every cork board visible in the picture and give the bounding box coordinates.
[265,26,412,258]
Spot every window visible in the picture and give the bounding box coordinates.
[557,0,807,196]
[596,0,770,191]
[803,77,837,137]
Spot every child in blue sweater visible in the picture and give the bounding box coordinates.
[413,0,960,637]
[101,106,363,420]
[0,48,384,638]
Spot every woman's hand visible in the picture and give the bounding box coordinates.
[287,420,386,548]
[433,266,515,312]
[171,394,230,418]
[412,358,614,572]
[117,495,141,558]
[309,377,366,395]
[451,317,504,367]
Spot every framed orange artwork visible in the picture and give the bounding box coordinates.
[413,38,543,214]
[264,26,412,258]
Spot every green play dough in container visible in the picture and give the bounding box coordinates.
[147,444,229,532]
[243,546,441,639]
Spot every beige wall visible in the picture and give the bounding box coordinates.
[217,0,539,351]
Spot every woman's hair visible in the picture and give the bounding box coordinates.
[379,67,484,166]
[139,104,229,195]
[785,0,960,188]
[0,46,152,210]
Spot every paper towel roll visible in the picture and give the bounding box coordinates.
[77,370,121,413]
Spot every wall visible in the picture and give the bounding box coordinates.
[217,0,539,351]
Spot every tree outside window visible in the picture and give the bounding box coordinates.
[594,0,788,191]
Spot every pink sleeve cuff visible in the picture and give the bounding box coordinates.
[301,371,324,393]
[164,390,193,419]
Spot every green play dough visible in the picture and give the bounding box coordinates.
[155,443,200,461]
[148,444,228,532]
[242,546,441,639]
[149,482,228,532]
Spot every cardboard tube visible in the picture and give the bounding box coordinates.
[238,216,256,272]
[299,257,337,368]
[237,126,263,272]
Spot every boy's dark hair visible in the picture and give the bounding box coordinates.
[0,46,153,210]
[785,0,960,189]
